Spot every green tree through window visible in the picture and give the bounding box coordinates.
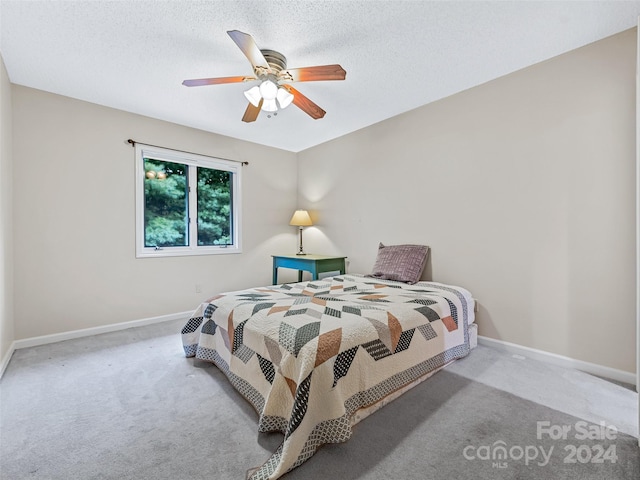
[136,144,241,257]
[197,167,232,246]
[144,160,188,247]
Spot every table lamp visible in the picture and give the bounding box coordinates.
[289,210,313,255]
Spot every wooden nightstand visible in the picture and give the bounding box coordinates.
[272,254,347,284]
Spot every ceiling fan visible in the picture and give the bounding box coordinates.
[182,30,346,123]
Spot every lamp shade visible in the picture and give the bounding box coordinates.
[243,86,262,107]
[259,80,278,100]
[289,210,313,226]
[276,87,294,109]
[261,98,278,112]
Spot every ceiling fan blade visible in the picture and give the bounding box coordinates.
[242,99,263,123]
[182,76,255,87]
[282,85,326,120]
[279,64,346,83]
[227,30,272,74]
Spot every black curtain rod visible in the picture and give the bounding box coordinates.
[127,139,249,166]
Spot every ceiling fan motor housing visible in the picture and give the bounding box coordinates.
[260,49,287,73]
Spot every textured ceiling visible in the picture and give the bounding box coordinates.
[1,1,639,152]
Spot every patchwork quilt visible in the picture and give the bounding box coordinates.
[181,274,474,479]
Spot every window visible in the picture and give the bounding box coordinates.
[135,144,241,257]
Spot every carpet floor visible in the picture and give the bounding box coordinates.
[0,318,637,479]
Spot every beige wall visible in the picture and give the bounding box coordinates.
[0,54,14,363]
[5,29,637,375]
[12,86,298,339]
[297,29,637,373]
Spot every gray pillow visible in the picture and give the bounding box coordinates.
[368,243,430,284]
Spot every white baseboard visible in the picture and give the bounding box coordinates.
[3,316,635,389]
[13,311,193,350]
[0,340,16,379]
[0,311,192,379]
[478,335,637,387]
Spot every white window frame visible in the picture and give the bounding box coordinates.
[135,144,242,258]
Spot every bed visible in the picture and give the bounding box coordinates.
[182,264,476,479]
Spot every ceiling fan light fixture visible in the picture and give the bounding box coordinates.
[182,31,346,122]
[276,87,294,109]
[259,79,278,101]
[261,98,278,112]
[243,86,261,107]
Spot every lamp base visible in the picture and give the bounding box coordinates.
[296,227,307,256]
